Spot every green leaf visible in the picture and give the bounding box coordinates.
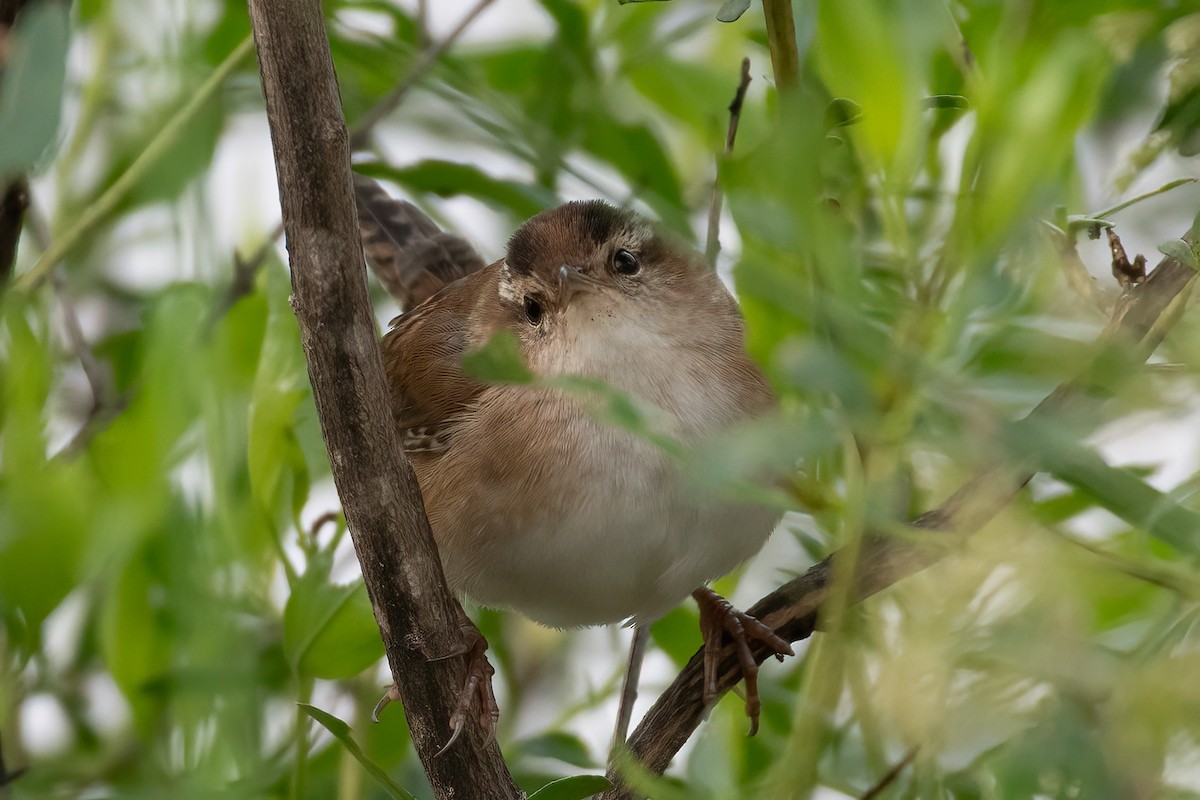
[284,570,382,680]
[101,545,174,732]
[1156,238,1200,271]
[826,98,863,129]
[650,605,701,667]
[716,0,752,23]
[527,775,611,800]
[0,1,70,174]
[300,704,418,800]
[247,268,312,526]
[362,160,555,220]
[0,303,90,634]
[462,331,534,383]
[516,731,596,768]
[1011,421,1200,555]
[924,94,969,109]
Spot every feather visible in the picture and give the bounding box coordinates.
[353,173,487,310]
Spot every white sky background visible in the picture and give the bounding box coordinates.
[18,0,1200,793]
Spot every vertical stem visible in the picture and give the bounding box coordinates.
[762,0,800,93]
[292,677,314,800]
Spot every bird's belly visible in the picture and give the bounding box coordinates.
[422,404,777,627]
[471,489,777,627]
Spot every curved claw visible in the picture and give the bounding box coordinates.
[693,586,795,736]
[371,685,402,723]
[434,617,500,757]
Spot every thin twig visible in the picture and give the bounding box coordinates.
[212,220,285,319]
[612,624,650,756]
[220,0,494,314]
[51,263,124,462]
[860,747,918,800]
[349,0,495,149]
[53,271,109,406]
[705,57,751,267]
[416,0,430,47]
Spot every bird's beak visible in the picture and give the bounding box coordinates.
[557,265,604,305]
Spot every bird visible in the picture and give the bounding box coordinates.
[354,173,792,747]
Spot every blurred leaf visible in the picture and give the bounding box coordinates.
[362,160,555,220]
[0,1,69,174]
[650,605,700,667]
[1157,238,1200,270]
[579,116,687,233]
[1012,421,1200,556]
[527,775,610,800]
[0,300,89,635]
[462,331,534,383]
[924,94,969,109]
[716,0,752,24]
[300,703,418,800]
[515,731,597,769]
[247,268,311,527]
[825,98,863,129]
[284,566,382,680]
[101,543,174,731]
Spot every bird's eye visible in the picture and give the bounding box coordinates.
[523,296,543,326]
[613,249,640,275]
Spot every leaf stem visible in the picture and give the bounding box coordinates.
[15,35,255,292]
[762,0,800,92]
[1090,177,1197,220]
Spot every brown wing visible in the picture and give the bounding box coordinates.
[353,173,487,311]
[381,263,500,452]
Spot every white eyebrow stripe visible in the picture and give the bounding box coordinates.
[497,262,522,303]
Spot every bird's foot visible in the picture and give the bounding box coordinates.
[435,622,500,757]
[692,586,794,736]
[369,613,499,756]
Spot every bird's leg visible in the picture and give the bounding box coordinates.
[435,608,500,756]
[370,605,500,756]
[692,586,794,736]
[611,623,650,756]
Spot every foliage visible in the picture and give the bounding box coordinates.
[2,0,1200,798]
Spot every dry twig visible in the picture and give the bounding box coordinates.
[705,57,752,267]
[860,746,918,800]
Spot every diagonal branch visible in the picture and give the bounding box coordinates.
[245,2,519,798]
[601,238,1198,798]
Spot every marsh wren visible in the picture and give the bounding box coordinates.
[355,175,792,743]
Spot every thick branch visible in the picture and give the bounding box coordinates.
[602,244,1197,798]
[245,2,519,797]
